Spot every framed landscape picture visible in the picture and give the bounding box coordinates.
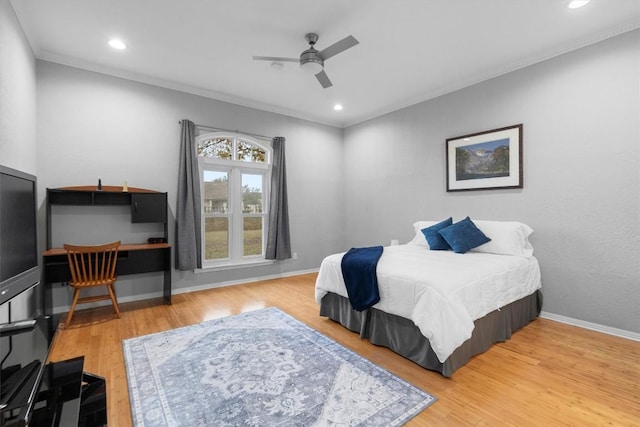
[446,124,523,192]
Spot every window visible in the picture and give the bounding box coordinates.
[196,133,271,267]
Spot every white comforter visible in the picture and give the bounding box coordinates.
[315,244,542,362]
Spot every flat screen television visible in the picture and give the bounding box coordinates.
[0,165,39,306]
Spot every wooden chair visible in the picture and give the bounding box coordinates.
[63,241,121,328]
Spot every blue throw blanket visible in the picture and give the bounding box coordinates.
[340,246,384,311]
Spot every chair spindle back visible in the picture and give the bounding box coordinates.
[64,241,120,287]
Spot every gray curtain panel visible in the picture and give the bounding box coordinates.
[176,119,202,270]
[266,137,292,260]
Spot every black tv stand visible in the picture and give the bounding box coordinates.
[0,317,106,426]
[30,357,107,427]
[0,320,37,335]
[0,360,41,411]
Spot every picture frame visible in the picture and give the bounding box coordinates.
[446,124,523,192]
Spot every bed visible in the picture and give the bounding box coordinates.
[315,218,543,377]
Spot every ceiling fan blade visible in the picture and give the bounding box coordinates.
[319,35,359,60]
[252,56,299,63]
[315,70,333,89]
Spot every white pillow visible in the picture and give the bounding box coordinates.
[407,221,439,247]
[470,220,534,258]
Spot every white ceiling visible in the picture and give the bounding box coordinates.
[11,0,640,128]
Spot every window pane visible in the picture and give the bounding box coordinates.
[242,174,263,213]
[198,137,233,159]
[237,140,266,163]
[195,132,273,266]
[243,217,262,256]
[203,171,228,214]
[205,217,228,260]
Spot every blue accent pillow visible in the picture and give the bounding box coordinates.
[421,217,453,250]
[438,217,491,254]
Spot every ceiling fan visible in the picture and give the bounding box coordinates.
[253,33,359,89]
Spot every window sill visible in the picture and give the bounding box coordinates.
[195,259,275,273]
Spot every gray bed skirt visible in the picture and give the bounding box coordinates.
[319,290,542,377]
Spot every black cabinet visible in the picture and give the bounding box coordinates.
[131,193,167,223]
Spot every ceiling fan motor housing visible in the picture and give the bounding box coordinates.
[300,47,324,73]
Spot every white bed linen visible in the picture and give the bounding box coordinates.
[315,244,542,362]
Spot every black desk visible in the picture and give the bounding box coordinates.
[42,243,172,322]
[44,186,172,328]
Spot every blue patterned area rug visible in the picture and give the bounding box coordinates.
[123,307,436,426]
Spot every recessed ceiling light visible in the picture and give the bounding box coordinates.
[567,0,590,9]
[108,39,126,50]
[333,104,343,111]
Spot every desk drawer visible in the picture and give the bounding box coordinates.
[117,248,170,275]
[44,255,72,283]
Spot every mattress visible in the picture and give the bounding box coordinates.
[315,244,542,362]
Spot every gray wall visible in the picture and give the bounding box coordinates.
[342,30,639,333]
[36,61,345,310]
[3,0,638,334]
[0,0,38,320]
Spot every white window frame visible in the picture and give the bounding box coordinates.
[196,132,272,269]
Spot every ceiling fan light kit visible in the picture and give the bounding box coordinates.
[300,53,324,74]
[253,32,359,89]
[301,60,323,74]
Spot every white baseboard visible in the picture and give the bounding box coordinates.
[539,311,640,342]
[51,273,639,344]
[51,268,320,314]
[52,288,164,314]
[172,268,320,296]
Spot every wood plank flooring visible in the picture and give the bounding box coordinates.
[48,273,640,426]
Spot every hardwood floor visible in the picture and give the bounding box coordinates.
[48,273,640,426]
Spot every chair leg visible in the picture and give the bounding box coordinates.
[106,284,121,318]
[65,287,81,328]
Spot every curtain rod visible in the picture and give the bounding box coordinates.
[179,120,273,141]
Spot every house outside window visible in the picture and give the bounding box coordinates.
[196,133,271,267]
